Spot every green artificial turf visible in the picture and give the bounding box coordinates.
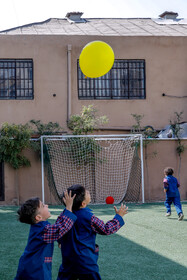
[0,202,186,280]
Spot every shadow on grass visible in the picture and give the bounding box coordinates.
[97,233,187,280]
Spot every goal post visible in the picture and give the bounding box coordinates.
[41,134,144,204]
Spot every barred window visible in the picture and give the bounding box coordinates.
[78,59,145,99]
[0,59,33,100]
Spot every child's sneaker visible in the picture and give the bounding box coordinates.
[165,212,171,217]
[178,213,184,221]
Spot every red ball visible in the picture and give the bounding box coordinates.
[106,196,114,204]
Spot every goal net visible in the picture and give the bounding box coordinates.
[42,135,143,204]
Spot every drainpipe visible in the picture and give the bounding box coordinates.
[67,44,72,122]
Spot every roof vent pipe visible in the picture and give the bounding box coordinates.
[65,12,86,23]
[159,11,178,20]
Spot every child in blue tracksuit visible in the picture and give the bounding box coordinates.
[163,167,184,221]
[57,184,128,280]
[14,191,77,280]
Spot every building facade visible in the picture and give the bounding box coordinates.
[0,12,186,204]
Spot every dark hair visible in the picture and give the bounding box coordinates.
[63,184,85,211]
[164,167,174,176]
[17,197,40,225]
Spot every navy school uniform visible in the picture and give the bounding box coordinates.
[57,207,125,280]
[164,175,183,215]
[14,209,77,280]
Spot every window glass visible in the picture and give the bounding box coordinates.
[78,59,145,100]
[0,59,33,100]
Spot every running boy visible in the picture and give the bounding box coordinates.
[163,167,184,221]
[14,191,77,280]
[57,184,128,280]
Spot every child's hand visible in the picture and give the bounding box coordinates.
[114,203,128,217]
[63,190,76,212]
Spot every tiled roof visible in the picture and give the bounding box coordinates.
[0,17,187,36]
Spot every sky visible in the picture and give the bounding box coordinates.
[1,0,187,31]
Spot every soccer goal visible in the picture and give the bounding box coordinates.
[41,134,144,204]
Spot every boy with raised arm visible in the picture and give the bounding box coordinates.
[14,191,76,280]
[57,184,128,280]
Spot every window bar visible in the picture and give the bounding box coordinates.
[15,60,17,99]
[127,61,130,99]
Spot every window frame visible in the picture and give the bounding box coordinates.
[0,58,34,100]
[77,59,146,100]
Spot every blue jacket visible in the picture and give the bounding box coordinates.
[58,207,124,275]
[15,209,77,280]
[165,175,180,198]
[14,221,54,280]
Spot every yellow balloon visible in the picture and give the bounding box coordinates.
[79,41,115,78]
